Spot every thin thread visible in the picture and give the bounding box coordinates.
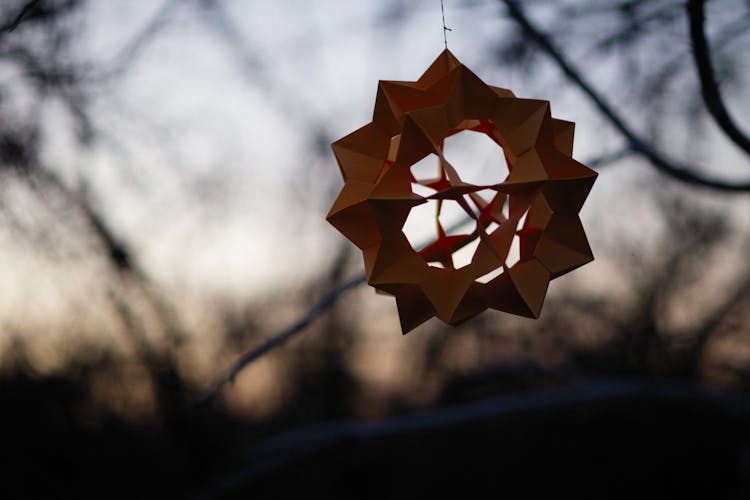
[441,0,451,49]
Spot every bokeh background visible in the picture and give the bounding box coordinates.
[2,0,750,497]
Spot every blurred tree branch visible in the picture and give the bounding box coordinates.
[199,275,366,405]
[198,0,332,140]
[501,0,750,192]
[0,0,193,415]
[97,0,182,80]
[2,0,41,32]
[552,189,749,379]
[688,0,750,156]
[199,146,630,405]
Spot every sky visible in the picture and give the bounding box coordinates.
[1,0,749,359]
[54,0,558,296]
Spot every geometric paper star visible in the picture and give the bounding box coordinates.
[327,50,597,334]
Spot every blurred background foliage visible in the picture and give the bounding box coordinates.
[1,0,750,496]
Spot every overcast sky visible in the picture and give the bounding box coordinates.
[1,0,749,347]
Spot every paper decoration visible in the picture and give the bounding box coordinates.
[327,50,597,334]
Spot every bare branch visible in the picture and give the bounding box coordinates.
[501,0,750,192]
[30,167,187,351]
[586,147,632,168]
[198,0,322,133]
[199,146,630,405]
[198,275,366,405]
[686,268,750,370]
[688,0,750,157]
[2,0,40,32]
[98,0,182,80]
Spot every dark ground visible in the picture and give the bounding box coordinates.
[3,370,750,500]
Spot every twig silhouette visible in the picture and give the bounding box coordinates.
[199,275,365,405]
[501,0,750,192]
[199,148,629,404]
[2,1,40,32]
[687,0,750,157]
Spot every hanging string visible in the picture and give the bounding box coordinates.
[441,0,451,49]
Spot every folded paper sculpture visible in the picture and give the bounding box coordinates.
[327,50,597,334]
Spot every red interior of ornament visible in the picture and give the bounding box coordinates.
[400,121,532,276]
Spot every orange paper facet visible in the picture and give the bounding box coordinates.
[327,50,597,334]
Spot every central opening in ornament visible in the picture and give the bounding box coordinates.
[442,128,508,186]
[401,127,525,276]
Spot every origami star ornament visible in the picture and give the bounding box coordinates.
[327,50,597,334]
